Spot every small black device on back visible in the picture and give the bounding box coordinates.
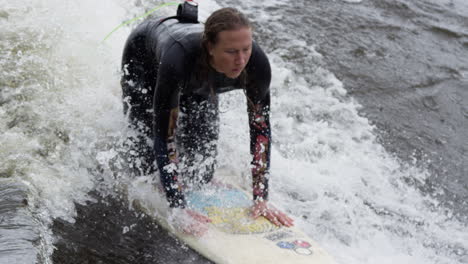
[177,0,198,23]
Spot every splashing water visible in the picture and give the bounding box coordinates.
[0,0,466,263]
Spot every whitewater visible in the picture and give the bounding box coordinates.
[0,0,466,263]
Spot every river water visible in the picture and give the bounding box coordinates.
[0,0,467,263]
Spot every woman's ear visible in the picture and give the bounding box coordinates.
[207,42,214,56]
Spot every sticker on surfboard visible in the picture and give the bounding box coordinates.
[295,247,313,255]
[276,239,314,256]
[277,241,296,249]
[186,187,279,234]
[205,206,279,234]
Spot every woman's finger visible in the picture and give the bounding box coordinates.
[266,211,282,226]
[187,210,212,223]
[279,214,294,227]
[268,209,294,227]
[197,214,212,223]
[276,208,293,223]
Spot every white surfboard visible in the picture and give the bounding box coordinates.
[130,179,336,264]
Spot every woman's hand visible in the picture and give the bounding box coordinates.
[169,208,212,237]
[251,200,294,227]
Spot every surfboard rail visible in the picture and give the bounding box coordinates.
[130,178,336,264]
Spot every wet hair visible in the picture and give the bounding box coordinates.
[202,7,252,48]
[197,8,252,87]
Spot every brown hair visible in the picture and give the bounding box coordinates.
[197,8,252,88]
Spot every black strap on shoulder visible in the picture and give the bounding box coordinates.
[154,1,199,28]
[155,16,179,28]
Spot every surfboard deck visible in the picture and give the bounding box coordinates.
[131,179,335,264]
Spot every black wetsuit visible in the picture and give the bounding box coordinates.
[121,18,271,207]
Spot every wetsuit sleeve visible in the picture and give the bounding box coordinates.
[246,43,272,202]
[153,43,187,208]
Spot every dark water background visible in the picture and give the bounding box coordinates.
[52,0,467,263]
[299,0,468,217]
[1,0,466,263]
[52,192,211,264]
[229,0,468,217]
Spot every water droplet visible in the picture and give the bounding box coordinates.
[422,96,439,110]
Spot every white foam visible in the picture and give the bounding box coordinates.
[215,49,467,263]
[341,0,363,3]
[0,0,136,261]
[1,0,466,263]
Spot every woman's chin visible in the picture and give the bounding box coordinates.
[226,71,242,79]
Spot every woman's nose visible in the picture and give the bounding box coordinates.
[235,52,246,65]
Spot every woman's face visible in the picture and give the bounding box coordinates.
[208,27,253,79]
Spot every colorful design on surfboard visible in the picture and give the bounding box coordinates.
[295,247,313,255]
[277,241,296,249]
[293,240,311,248]
[186,187,279,234]
[187,188,251,213]
[205,206,279,234]
[276,239,314,256]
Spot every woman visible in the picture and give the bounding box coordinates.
[121,7,293,234]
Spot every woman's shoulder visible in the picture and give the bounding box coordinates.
[160,21,203,51]
[245,41,271,98]
[246,41,271,76]
[248,41,270,69]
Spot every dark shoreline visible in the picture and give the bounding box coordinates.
[52,192,213,264]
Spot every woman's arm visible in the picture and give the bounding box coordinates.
[246,43,294,227]
[246,42,272,202]
[248,99,271,201]
[153,43,187,208]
